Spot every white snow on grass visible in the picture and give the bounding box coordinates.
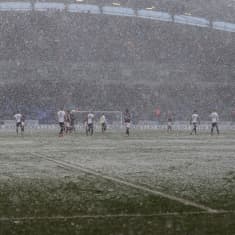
[0,130,234,209]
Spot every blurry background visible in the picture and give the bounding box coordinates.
[0,0,234,123]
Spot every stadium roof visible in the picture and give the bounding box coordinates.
[0,1,234,32]
[0,0,234,20]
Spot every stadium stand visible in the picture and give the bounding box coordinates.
[0,1,234,122]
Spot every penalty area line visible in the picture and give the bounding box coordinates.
[32,152,219,213]
[1,211,235,222]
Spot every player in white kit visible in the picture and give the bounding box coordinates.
[190,111,200,135]
[14,112,23,136]
[210,110,219,135]
[100,113,107,133]
[57,108,66,137]
[87,112,95,136]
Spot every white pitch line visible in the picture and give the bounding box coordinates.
[1,210,235,222]
[32,153,219,213]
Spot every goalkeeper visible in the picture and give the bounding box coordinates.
[124,109,131,136]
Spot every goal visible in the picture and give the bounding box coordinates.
[72,110,123,128]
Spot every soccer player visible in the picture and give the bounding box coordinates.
[65,110,71,134]
[210,110,219,135]
[20,114,25,135]
[190,110,200,135]
[166,111,173,133]
[100,113,107,133]
[84,116,88,136]
[70,110,76,133]
[87,111,94,136]
[124,109,131,136]
[57,108,66,137]
[14,111,23,136]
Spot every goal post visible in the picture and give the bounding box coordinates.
[71,110,123,129]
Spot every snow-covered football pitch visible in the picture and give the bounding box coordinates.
[0,129,235,234]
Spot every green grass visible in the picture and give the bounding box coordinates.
[0,177,198,218]
[0,130,235,234]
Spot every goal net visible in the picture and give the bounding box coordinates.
[71,110,123,129]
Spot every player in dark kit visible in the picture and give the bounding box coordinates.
[70,110,76,133]
[65,110,71,134]
[124,109,131,136]
[166,111,173,133]
[20,114,25,135]
[84,116,89,136]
